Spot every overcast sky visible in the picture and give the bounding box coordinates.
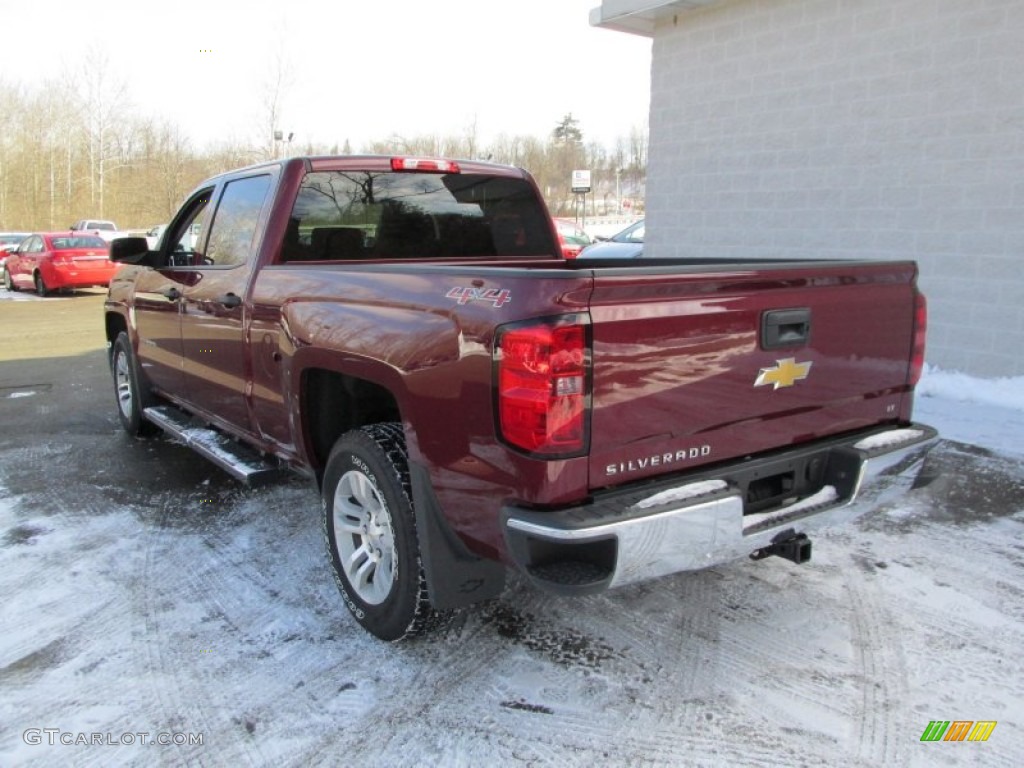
[0,0,652,152]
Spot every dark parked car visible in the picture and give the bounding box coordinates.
[578,219,644,259]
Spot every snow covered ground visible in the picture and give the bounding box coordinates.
[915,365,1024,460]
[0,364,1021,767]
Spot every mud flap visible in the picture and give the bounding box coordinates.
[409,462,506,611]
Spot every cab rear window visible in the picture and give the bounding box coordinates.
[281,171,557,262]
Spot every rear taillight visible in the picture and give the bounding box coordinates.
[496,317,590,456]
[909,290,927,387]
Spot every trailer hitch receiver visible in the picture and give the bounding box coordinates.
[750,532,812,565]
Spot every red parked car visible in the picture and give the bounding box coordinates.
[554,217,593,258]
[3,232,120,296]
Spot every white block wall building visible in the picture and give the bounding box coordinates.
[592,0,1024,378]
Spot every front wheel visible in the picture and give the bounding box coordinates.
[322,423,448,641]
[2,267,16,292]
[111,332,157,436]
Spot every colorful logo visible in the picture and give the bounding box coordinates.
[754,358,812,390]
[920,720,996,742]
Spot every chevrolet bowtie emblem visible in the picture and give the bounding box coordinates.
[755,358,812,390]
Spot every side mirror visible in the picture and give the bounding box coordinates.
[110,236,159,267]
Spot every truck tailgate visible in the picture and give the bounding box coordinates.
[587,261,918,490]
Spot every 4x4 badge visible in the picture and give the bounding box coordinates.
[755,358,812,389]
[446,286,511,308]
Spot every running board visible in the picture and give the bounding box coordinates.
[143,405,284,485]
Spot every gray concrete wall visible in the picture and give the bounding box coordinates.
[645,0,1024,377]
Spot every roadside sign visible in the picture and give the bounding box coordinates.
[571,170,591,193]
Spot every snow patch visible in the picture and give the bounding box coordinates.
[780,484,839,513]
[854,429,924,451]
[5,391,36,399]
[742,485,840,531]
[910,364,1024,459]
[177,427,264,473]
[634,479,728,509]
[918,364,1024,412]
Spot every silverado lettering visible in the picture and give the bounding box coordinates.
[104,154,938,642]
[606,446,713,476]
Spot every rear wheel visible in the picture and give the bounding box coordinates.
[2,267,16,292]
[34,273,48,297]
[111,332,157,436]
[322,423,449,641]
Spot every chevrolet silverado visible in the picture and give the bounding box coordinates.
[104,155,937,641]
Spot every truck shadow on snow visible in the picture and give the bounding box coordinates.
[862,439,1024,532]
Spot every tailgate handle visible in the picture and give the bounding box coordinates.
[762,308,810,349]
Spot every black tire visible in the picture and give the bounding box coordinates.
[34,272,48,297]
[2,267,16,292]
[111,332,157,436]
[322,423,449,641]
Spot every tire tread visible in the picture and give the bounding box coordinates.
[322,422,451,641]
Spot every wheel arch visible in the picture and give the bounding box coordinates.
[105,311,130,350]
[299,364,404,481]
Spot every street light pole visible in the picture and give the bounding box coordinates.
[615,168,621,215]
[273,130,294,159]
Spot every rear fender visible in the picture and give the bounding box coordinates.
[284,300,462,472]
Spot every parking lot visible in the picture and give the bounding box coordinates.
[1,289,1022,767]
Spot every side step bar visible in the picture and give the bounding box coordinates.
[143,405,284,485]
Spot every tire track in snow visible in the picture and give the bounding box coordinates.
[842,558,909,766]
[414,570,737,764]
[134,479,389,767]
[135,490,269,767]
[712,567,864,736]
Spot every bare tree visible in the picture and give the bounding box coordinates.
[0,75,648,230]
[79,47,130,216]
[0,81,25,226]
[259,29,295,160]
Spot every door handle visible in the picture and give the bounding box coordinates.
[762,308,811,349]
[160,287,181,301]
[217,292,242,308]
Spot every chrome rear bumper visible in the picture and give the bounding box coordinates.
[502,425,938,593]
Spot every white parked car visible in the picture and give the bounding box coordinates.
[70,219,129,243]
[145,224,168,249]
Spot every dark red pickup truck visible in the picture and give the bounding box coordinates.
[104,155,937,640]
